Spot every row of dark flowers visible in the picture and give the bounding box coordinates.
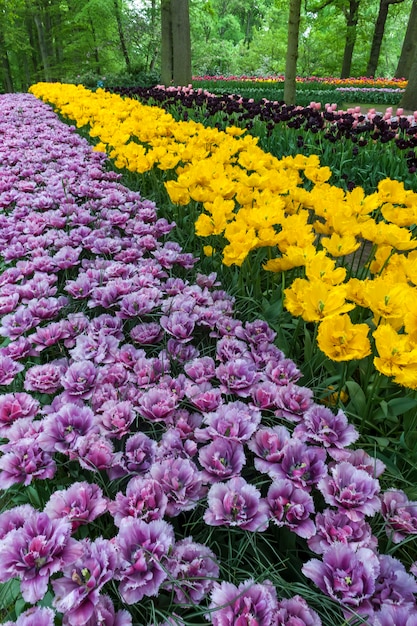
[108,84,417,181]
[1,92,417,626]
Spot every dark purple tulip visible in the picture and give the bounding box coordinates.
[208,579,278,626]
[319,461,381,521]
[204,476,269,531]
[302,543,379,615]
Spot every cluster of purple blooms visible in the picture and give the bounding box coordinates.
[1,93,417,626]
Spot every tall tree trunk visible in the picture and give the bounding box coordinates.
[89,14,101,74]
[161,0,192,85]
[33,12,51,81]
[340,0,360,78]
[367,0,404,77]
[395,0,417,78]
[284,0,301,105]
[112,0,131,70]
[0,29,14,92]
[399,45,417,109]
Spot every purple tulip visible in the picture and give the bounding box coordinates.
[294,404,359,458]
[372,605,417,626]
[164,537,219,603]
[275,595,323,625]
[204,476,269,531]
[115,518,174,604]
[381,489,417,543]
[302,543,380,615]
[110,476,168,526]
[308,508,377,554]
[319,461,381,521]
[372,554,417,611]
[2,606,56,626]
[0,512,83,604]
[216,358,261,397]
[266,478,315,538]
[208,579,278,626]
[199,438,246,482]
[52,537,118,624]
[149,457,205,516]
[275,383,314,422]
[44,481,108,530]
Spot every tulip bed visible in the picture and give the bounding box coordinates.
[1,85,417,626]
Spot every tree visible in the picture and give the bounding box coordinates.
[366,0,405,77]
[161,0,192,85]
[284,0,301,104]
[395,0,417,78]
[399,44,417,109]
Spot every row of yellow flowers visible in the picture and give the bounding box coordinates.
[29,82,417,389]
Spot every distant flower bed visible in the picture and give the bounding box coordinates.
[192,75,408,90]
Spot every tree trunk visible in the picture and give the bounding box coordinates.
[340,0,360,78]
[399,45,417,109]
[284,0,301,105]
[112,0,131,70]
[0,29,14,92]
[161,0,192,86]
[395,0,417,78]
[33,12,51,81]
[367,0,404,77]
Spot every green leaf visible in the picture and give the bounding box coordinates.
[387,396,417,416]
[345,380,367,414]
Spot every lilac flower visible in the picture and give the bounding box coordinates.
[115,518,174,604]
[372,605,417,626]
[274,383,314,422]
[372,554,417,611]
[61,360,98,399]
[216,358,260,397]
[0,512,83,603]
[216,336,251,362]
[208,579,278,626]
[138,386,179,423]
[98,400,135,439]
[52,537,118,625]
[44,482,108,530]
[266,479,315,538]
[71,432,116,471]
[79,594,132,626]
[308,508,377,554]
[302,544,380,616]
[381,489,417,543]
[164,537,219,603]
[130,321,163,344]
[264,358,301,386]
[2,606,56,626]
[248,425,291,474]
[195,401,262,442]
[294,404,359,459]
[199,439,246,482]
[266,440,327,491]
[0,504,37,540]
[0,336,33,360]
[29,321,70,353]
[184,356,216,382]
[185,381,222,412]
[149,457,206,516]
[38,403,98,454]
[319,461,381,521]
[0,438,56,489]
[24,360,66,394]
[0,305,37,338]
[344,448,386,478]
[109,476,168,525]
[235,319,277,345]
[204,476,269,531]
[250,380,281,409]
[109,431,157,479]
[274,595,322,625]
[0,355,24,385]
[160,310,198,342]
[0,392,39,436]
